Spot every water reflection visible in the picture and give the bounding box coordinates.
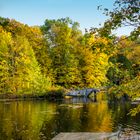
[0,97,140,140]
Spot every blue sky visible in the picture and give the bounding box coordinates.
[0,0,133,35]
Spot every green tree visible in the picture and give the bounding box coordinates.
[0,27,51,94]
[0,27,12,93]
[98,0,140,38]
[107,37,140,114]
[78,34,109,87]
[0,17,53,81]
[41,18,82,88]
[93,1,140,116]
[10,35,51,94]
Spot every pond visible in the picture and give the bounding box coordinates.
[0,95,140,140]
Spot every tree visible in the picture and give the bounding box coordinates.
[41,18,82,88]
[79,34,109,87]
[93,1,140,115]
[107,36,140,114]
[0,27,12,94]
[97,0,140,39]
[10,35,52,94]
[0,26,51,94]
[0,17,53,79]
[0,17,53,93]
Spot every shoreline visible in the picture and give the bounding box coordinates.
[0,92,64,101]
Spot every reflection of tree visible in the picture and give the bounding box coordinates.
[79,104,89,131]
[40,101,114,138]
[109,102,140,130]
[83,102,114,132]
[0,101,56,140]
[0,101,140,140]
[39,105,84,139]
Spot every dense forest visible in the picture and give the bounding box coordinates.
[0,0,140,114]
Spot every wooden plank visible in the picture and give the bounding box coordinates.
[52,132,119,140]
[52,132,140,140]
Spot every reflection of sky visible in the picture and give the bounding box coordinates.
[0,0,133,36]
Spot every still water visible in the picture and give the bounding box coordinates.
[0,95,140,140]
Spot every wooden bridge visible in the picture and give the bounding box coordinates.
[66,88,100,98]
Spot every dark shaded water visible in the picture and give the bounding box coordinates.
[0,96,140,140]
